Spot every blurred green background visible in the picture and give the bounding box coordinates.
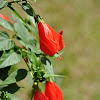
[0,0,100,100]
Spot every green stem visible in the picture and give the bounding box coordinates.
[8,1,40,41]
[7,4,25,22]
[23,57,34,79]
[8,0,26,4]
[7,3,40,41]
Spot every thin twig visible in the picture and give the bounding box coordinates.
[23,57,34,79]
[8,0,26,4]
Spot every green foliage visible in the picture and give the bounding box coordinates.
[27,49,40,69]
[19,2,38,40]
[13,16,32,44]
[12,15,39,52]
[0,91,11,100]
[19,2,34,16]
[0,0,7,10]
[0,0,64,99]
[0,49,22,68]
[29,16,36,27]
[0,18,14,31]
[0,69,27,86]
[33,70,45,82]
[19,2,36,27]
[41,57,55,80]
[1,83,20,94]
[25,23,39,41]
[0,31,14,51]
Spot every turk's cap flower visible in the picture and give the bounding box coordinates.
[45,81,63,100]
[38,21,65,59]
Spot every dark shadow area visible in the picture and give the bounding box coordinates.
[0,51,3,57]
[15,69,28,82]
[41,57,51,65]
[0,66,11,81]
[1,83,20,94]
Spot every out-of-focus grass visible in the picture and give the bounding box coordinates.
[0,0,100,100]
[34,0,100,100]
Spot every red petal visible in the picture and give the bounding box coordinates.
[34,90,49,100]
[57,35,65,52]
[45,82,56,100]
[45,82,63,100]
[38,21,65,56]
[52,82,63,100]
[40,40,56,56]
[46,23,65,52]
[59,30,63,35]
[38,22,57,56]
[57,56,64,61]
[0,14,10,21]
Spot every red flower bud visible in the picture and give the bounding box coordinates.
[23,46,29,63]
[0,14,10,21]
[34,90,49,100]
[23,46,27,51]
[25,58,29,63]
[38,21,65,57]
[45,81,63,100]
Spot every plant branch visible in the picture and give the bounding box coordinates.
[7,4,25,22]
[7,0,26,4]
[23,57,34,79]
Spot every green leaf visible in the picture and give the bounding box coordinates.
[0,69,27,86]
[1,83,20,94]
[12,14,38,41]
[27,38,37,49]
[44,60,54,75]
[19,3,33,16]
[9,94,20,100]
[18,35,39,53]
[41,57,54,75]
[0,18,14,31]
[54,51,64,58]
[12,15,39,52]
[0,91,11,100]
[41,57,54,80]
[0,0,8,10]
[0,49,22,68]
[19,3,36,27]
[29,15,36,27]
[27,49,39,69]
[0,91,20,100]
[0,31,15,51]
[14,20,31,43]
[25,23,39,41]
[43,74,65,78]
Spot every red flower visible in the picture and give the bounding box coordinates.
[34,90,49,100]
[45,81,63,100]
[38,21,65,58]
[0,14,10,21]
